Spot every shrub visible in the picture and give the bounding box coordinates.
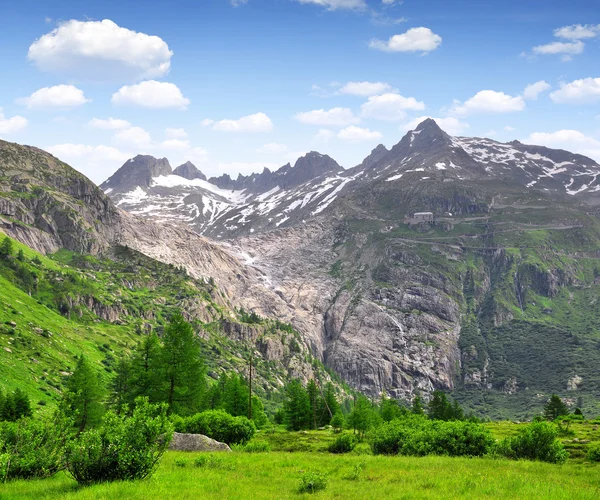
[66,398,173,485]
[587,443,600,462]
[370,414,494,457]
[496,421,568,464]
[174,459,187,467]
[299,470,327,493]
[0,411,71,481]
[328,433,357,454]
[176,410,256,445]
[344,460,366,481]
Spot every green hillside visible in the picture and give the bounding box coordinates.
[0,232,338,414]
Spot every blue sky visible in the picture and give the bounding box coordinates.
[0,0,599,183]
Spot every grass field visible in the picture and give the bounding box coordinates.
[3,424,600,499]
[2,451,599,499]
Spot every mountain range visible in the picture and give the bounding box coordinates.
[3,118,600,418]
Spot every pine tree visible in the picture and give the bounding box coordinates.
[317,382,340,427]
[306,379,321,430]
[251,395,268,428]
[0,388,4,420]
[428,391,454,421]
[222,374,249,417]
[13,388,32,419]
[412,394,425,415]
[110,357,132,410]
[283,379,311,431]
[1,392,17,421]
[330,411,345,432]
[349,395,376,439]
[128,332,162,403]
[380,392,405,422]
[544,394,569,421]
[66,355,105,433]
[0,236,13,258]
[161,312,206,415]
[16,249,25,261]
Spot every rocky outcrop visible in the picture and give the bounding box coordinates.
[173,161,207,181]
[100,155,172,193]
[168,433,231,452]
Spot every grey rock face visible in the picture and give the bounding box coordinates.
[100,155,172,193]
[169,433,231,452]
[173,161,207,181]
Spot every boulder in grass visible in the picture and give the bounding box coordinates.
[168,432,232,452]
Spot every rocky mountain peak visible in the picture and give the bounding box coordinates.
[356,144,390,171]
[173,161,207,181]
[101,155,172,193]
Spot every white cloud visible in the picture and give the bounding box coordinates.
[369,27,442,53]
[313,129,335,143]
[532,40,584,56]
[113,126,153,149]
[111,81,190,109]
[165,127,187,139]
[212,113,273,132]
[527,129,600,162]
[402,116,469,135]
[0,108,28,135]
[338,126,382,142]
[550,77,600,104]
[504,126,516,132]
[339,81,393,96]
[523,80,551,100]
[296,0,367,10]
[201,119,215,127]
[554,24,600,40]
[230,0,248,5]
[295,107,359,126]
[46,143,131,183]
[451,90,525,115]
[28,19,172,81]
[361,92,425,121]
[89,117,131,130]
[18,85,89,109]
[258,143,288,154]
[159,139,191,150]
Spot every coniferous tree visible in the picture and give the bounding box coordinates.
[283,379,311,431]
[428,391,453,421]
[1,391,17,421]
[317,382,340,427]
[0,236,13,258]
[330,411,345,432]
[380,392,405,422]
[13,388,32,419]
[222,373,249,417]
[128,332,162,404]
[306,379,321,430]
[349,395,377,439]
[412,394,425,415]
[66,355,105,433]
[544,394,569,421]
[110,357,132,410]
[161,313,206,415]
[0,388,5,419]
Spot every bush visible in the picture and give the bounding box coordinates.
[328,433,357,454]
[496,421,568,464]
[299,470,327,493]
[176,410,256,445]
[0,411,71,481]
[587,443,600,462]
[66,398,173,485]
[370,414,494,457]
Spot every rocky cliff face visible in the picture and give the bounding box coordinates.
[173,161,207,181]
[100,155,172,193]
